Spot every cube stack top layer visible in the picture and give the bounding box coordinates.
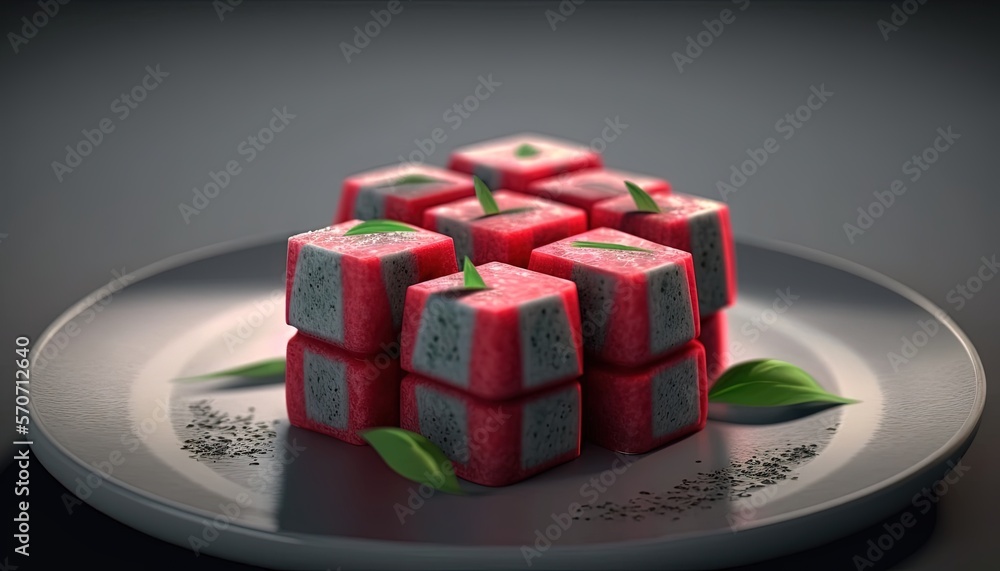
[289,220,454,259]
[524,168,671,211]
[423,190,585,229]
[532,227,692,274]
[408,261,578,309]
[343,163,471,189]
[448,133,602,190]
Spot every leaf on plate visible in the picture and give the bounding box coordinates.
[177,357,286,381]
[361,427,464,494]
[473,175,500,215]
[708,359,858,406]
[343,219,418,236]
[625,180,661,213]
[571,240,653,253]
[462,256,488,290]
[514,143,541,158]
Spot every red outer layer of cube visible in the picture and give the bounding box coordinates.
[528,227,700,366]
[285,333,402,445]
[400,262,584,400]
[524,168,672,222]
[447,133,602,191]
[700,312,728,386]
[423,191,587,268]
[335,164,475,225]
[581,341,708,454]
[400,374,582,486]
[286,220,458,353]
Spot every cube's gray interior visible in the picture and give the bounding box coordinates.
[521,386,580,469]
[303,349,349,430]
[651,356,701,438]
[289,244,345,343]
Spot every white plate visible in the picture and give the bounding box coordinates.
[29,236,985,570]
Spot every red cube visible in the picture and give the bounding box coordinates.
[448,133,602,192]
[400,374,581,486]
[591,192,736,315]
[286,220,457,353]
[286,333,402,445]
[423,191,587,268]
[400,262,583,400]
[581,341,708,454]
[529,227,699,367]
[525,168,671,224]
[335,164,474,226]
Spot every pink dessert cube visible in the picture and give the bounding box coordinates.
[335,164,474,226]
[529,227,699,367]
[448,133,602,192]
[581,341,708,454]
[286,333,402,445]
[400,374,581,486]
[591,192,737,315]
[524,168,671,224]
[423,191,587,268]
[286,220,457,353]
[400,262,583,400]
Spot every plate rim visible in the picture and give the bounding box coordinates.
[29,231,987,557]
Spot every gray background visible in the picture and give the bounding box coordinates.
[1,1,996,569]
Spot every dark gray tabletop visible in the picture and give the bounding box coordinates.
[1,1,996,569]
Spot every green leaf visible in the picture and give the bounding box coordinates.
[514,143,540,158]
[343,219,418,236]
[708,359,859,406]
[473,175,500,215]
[571,240,653,253]
[177,357,285,381]
[625,180,661,213]
[463,256,488,289]
[361,427,464,494]
[392,174,439,185]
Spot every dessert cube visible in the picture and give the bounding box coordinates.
[525,168,671,223]
[400,374,581,486]
[423,191,587,268]
[286,220,457,353]
[448,133,602,192]
[529,227,699,367]
[286,333,402,445]
[591,192,736,315]
[400,262,583,400]
[581,341,707,454]
[335,164,474,226]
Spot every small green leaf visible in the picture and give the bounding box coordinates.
[708,359,859,406]
[177,357,286,381]
[463,256,488,289]
[361,427,464,494]
[625,180,661,213]
[343,219,418,236]
[514,143,540,158]
[473,176,500,215]
[571,240,653,253]
[392,174,439,185]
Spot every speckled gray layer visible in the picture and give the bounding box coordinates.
[472,165,502,190]
[519,295,579,387]
[435,217,473,266]
[688,210,728,314]
[415,383,469,464]
[647,263,696,354]
[571,265,615,352]
[380,251,418,329]
[651,356,700,438]
[289,244,344,343]
[411,295,476,388]
[521,386,579,469]
[303,350,348,429]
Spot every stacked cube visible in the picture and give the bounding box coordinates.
[292,132,735,481]
[284,220,459,444]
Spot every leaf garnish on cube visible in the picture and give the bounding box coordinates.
[392,173,440,185]
[571,240,653,253]
[361,427,464,495]
[473,175,501,215]
[514,143,541,158]
[462,256,488,290]
[708,359,859,406]
[343,219,418,236]
[176,357,286,382]
[625,180,661,213]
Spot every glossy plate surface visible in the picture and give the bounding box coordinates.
[30,236,985,570]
